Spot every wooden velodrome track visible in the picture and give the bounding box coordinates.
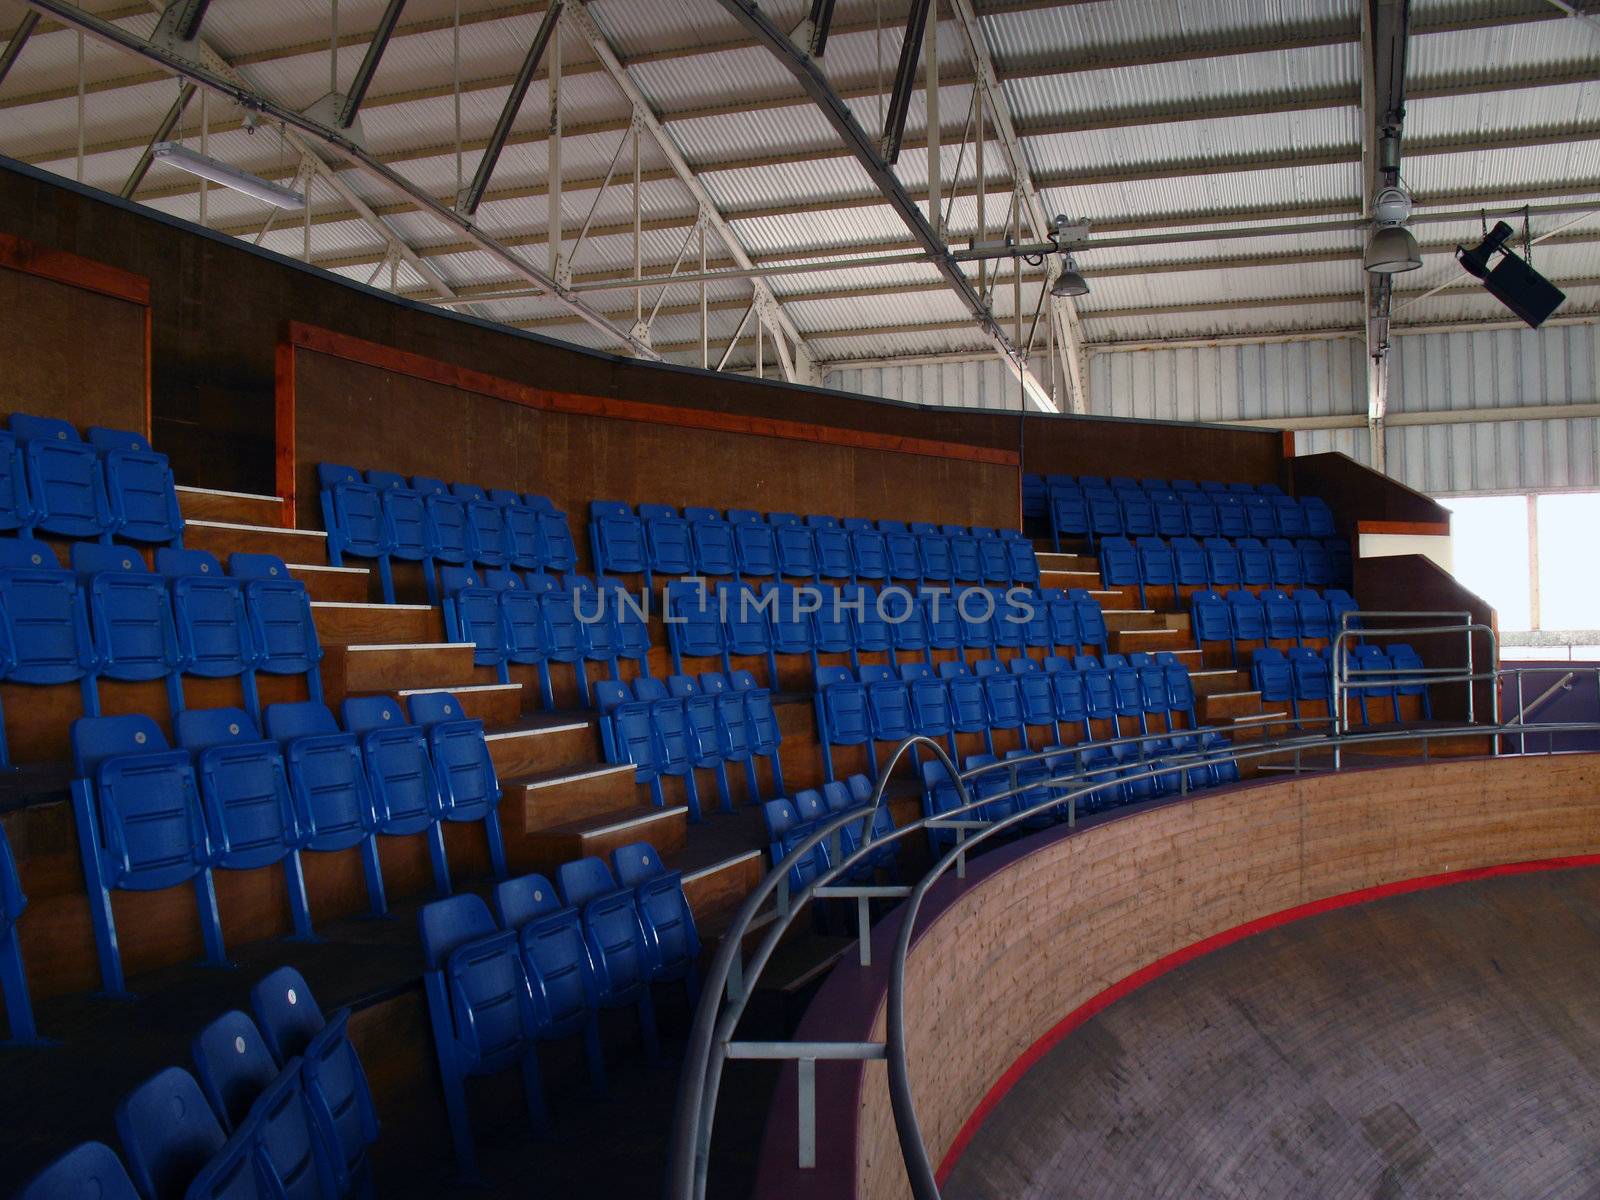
[943,864,1600,1199]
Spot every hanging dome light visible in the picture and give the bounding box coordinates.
[1364,186,1422,274]
[1051,253,1089,297]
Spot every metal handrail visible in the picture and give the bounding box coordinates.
[667,710,1600,1200]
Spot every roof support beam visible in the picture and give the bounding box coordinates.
[119,79,195,197]
[337,0,407,128]
[458,0,562,216]
[567,0,812,381]
[26,0,661,360]
[805,0,838,57]
[882,0,932,163]
[712,0,1054,411]
[0,10,40,88]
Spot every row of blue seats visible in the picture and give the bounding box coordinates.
[594,672,786,823]
[1252,643,1431,723]
[17,967,376,1200]
[1047,482,1335,549]
[0,543,320,757]
[439,567,650,708]
[761,775,899,892]
[663,582,1111,688]
[591,502,1041,589]
[1100,535,1352,600]
[1024,473,1286,504]
[420,845,699,1181]
[69,692,507,996]
[813,654,1201,781]
[318,464,578,604]
[1192,588,1359,665]
[921,736,1241,842]
[0,415,184,546]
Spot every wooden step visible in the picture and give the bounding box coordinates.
[1112,628,1190,654]
[396,681,523,726]
[1190,668,1251,696]
[1166,647,1204,671]
[1040,568,1101,589]
[485,717,601,779]
[176,485,285,527]
[1087,588,1138,611]
[311,601,443,644]
[323,642,478,704]
[519,804,688,874]
[1102,610,1164,632]
[680,849,765,925]
[512,763,642,830]
[1199,689,1268,722]
[1036,551,1096,572]
[289,562,370,603]
[184,519,328,562]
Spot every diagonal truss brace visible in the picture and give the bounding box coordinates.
[568,0,813,383]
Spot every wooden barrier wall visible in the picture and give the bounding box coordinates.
[279,323,1020,536]
[0,232,150,437]
[749,753,1600,1199]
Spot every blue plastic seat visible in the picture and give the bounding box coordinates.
[341,696,451,896]
[599,576,651,676]
[945,525,982,584]
[1120,491,1156,538]
[900,662,953,748]
[488,488,546,577]
[1295,589,1332,641]
[631,677,705,822]
[535,578,591,705]
[17,1142,141,1200]
[192,1010,278,1133]
[767,512,817,580]
[0,428,36,537]
[668,674,733,815]
[814,665,870,781]
[0,537,99,725]
[610,841,702,998]
[1348,644,1396,725]
[1152,493,1187,538]
[878,519,923,582]
[1098,536,1139,601]
[88,427,184,546]
[762,581,814,685]
[73,543,184,717]
[1067,588,1109,653]
[719,582,771,675]
[1227,590,1267,651]
[70,714,224,995]
[406,691,509,879]
[918,587,962,657]
[1243,496,1278,538]
[1158,653,1199,727]
[684,506,738,578]
[692,672,756,800]
[554,858,661,1050]
[1049,486,1088,551]
[1291,646,1333,712]
[726,509,778,579]
[918,758,966,851]
[1236,537,1272,586]
[116,1066,227,1200]
[595,680,661,802]
[290,1015,371,1199]
[1303,497,1336,539]
[437,566,511,683]
[0,820,38,1042]
[1036,587,1078,654]
[860,663,915,750]
[250,965,328,1066]
[1002,530,1039,586]
[912,521,954,581]
[1169,536,1208,588]
[939,661,993,754]
[843,517,889,581]
[588,500,645,577]
[1252,647,1296,715]
[665,580,723,675]
[228,554,324,703]
[568,574,621,683]
[1043,656,1092,742]
[450,482,508,568]
[249,1052,338,1199]
[1213,496,1249,539]
[419,893,543,1176]
[1266,537,1303,586]
[1273,494,1308,538]
[974,659,1027,748]
[806,515,853,580]
[810,587,855,667]
[1183,494,1218,538]
[1297,538,1332,587]
[973,529,1011,584]
[517,495,575,573]
[158,548,261,719]
[728,668,785,793]
[1260,588,1299,643]
[639,502,695,578]
[363,469,432,604]
[1202,538,1240,588]
[1011,658,1062,745]
[1388,642,1432,718]
[1135,537,1175,607]
[177,707,314,940]
[10,414,114,540]
[843,583,892,658]
[411,476,471,570]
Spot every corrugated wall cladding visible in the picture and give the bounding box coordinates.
[1088,340,1367,423]
[823,359,1033,410]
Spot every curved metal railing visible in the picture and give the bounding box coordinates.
[667,713,1600,1200]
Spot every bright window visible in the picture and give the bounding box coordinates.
[1535,493,1600,631]
[1444,496,1532,632]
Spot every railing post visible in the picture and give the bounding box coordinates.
[1518,671,1526,755]
[727,949,744,1004]
[797,1057,816,1169]
[954,825,967,879]
[857,894,872,967]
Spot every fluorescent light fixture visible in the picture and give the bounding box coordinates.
[151,141,305,210]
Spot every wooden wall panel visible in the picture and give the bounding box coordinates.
[1019,413,1288,488]
[1290,450,1452,530]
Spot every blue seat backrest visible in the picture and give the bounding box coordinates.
[612,841,668,887]
[192,1010,278,1133]
[340,695,408,734]
[0,536,94,683]
[299,1008,379,1194]
[406,690,465,727]
[492,872,562,929]
[89,427,183,545]
[264,701,340,741]
[419,890,500,971]
[249,1063,329,1200]
[114,1066,226,1200]
[17,1142,141,1200]
[0,428,35,534]
[176,706,263,753]
[558,856,618,909]
[250,965,327,1065]
[11,413,111,538]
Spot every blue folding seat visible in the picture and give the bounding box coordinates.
[1107,661,1147,736]
[878,519,923,582]
[814,665,870,780]
[1085,491,1123,547]
[0,538,99,723]
[522,495,578,573]
[438,566,511,682]
[159,548,261,718]
[600,574,653,677]
[611,842,702,1001]
[1035,587,1077,655]
[1010,658,1061,746]
[251,1065,339,1199]
[589,500,646,577]
[87,427,184,547]
[908,521,952,582]
[1295,589,1332,642]
[806,515,854,580]
[9,414,114,540]
[974,659,1028,748]
[411,476,471,572]
[964,753,1018,824]
[1302,497,1336,539]
[638,503,695,579]
[973,528,1011,584]
[695,672,761,800]
[953,585,996,656]
[1096,536,1138,602]
[555,858,661,1056]
[1002,748,1059,828]
[1227,589,1267,653]
[810,588,856,668]
[1291,646,1334,714]
[0,427,36,537]
[859,663,915,754]
[366,467,435,601]
[293,1010,381,1196]
[843,517,890,581]
[341,696,451,895]
[70,715,223,995]
[595,679,663,803]
[1066,588,1109,653]
[939,661,993,754]
[1120,490,1156,538]
[679,506,735,578]
[1001,529,1039,586]
[1043,657,1092,742]
[1150,492,1187,539]
[900,662,954,751]
[17,1142,141,1200]
[447,483,508,569]
[722,509,776,580]
[944,525,981,584]
[630,677,704,822]
[1167,536,1208,590]
[1049,486,1089,552]
[488,488,546,576]
[727,668,786,794]
[1135,537,1175,607]
[1236,537,1272,586]
[419,894,544,1177]
[1324,537,1353,588]
[72,543,184,717]
[568,575,621,684]
[0,821,37,1042]
[1196,729,1240,785]
[177,707,314,940]
[1213,495,1249,539]
[917,586,962,658]
[228,553,324,703]
[719,582,772,678]
[248,965,328,1070]
[490,875,607,1102]
[1157,652,1199,728]
[1298,538,1332,587]
[1200,537,1241,589]
[192,1010,277,1133]
[662,580,721,676]
[882,585,929,665]
[407,691,510,878]
[839,583,890,661]
[1079,666,1117,736]
[1388,642,1432,718]
[768,512,818,580]
[1266,537,1302,586]
[761,581,815,684]
[1243,495,1277,538]
[1015,588,1052,656]
[1022,474,1049,521]
[1260,588,1299,643]
[116,1066,227,1200]
[1272,493,1308,538]
[1182,492,1218,538]
[1347,644,1396,725]
[1136,662,1174,733]
[988,586,1027,656]
[534,575,591,705]
[918,758,967,851]
[667,674,733,814]
[1251,648,1296,716]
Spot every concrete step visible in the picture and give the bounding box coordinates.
[519,804,689,875]
[176,485,286,527]
[511,763,642,831]
[396,681,523,727]
[323,642,478,705]
[184,519,328,562]
[289,562,371,603]
[311,601,443,644]
[485,716,601,779]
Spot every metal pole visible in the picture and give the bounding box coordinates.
[633,121,642,330]
[700,222,708,369]
[547,12,562,278]
[457,0,562,215]
[120,81,196,198]
[925,1,940,238]
[0,10,41,89]
[975,91,985,297]
[1527,494,1541,631]
[75,31,85,182]
[197,88,208,227]
[337,0,408,128]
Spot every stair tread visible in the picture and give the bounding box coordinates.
[508,761,635,789]
[532,804,686,838]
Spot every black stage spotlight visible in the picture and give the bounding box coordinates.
[1455,221,1565,328]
